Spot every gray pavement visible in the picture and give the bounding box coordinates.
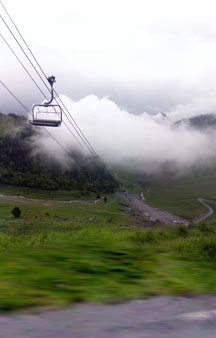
[1,295,216,337]
[118,193,188,225]
[193,198,214,222]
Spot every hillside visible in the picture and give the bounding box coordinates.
[0,112,117,193]
[174,113,216,130]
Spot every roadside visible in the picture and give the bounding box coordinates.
[1,191,214,225]
[118,192,189,225]
[1,295,216,337]
[193,198,214,223]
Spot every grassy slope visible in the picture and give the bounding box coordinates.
[118,168,216,220]
[1,188,216,310]
[0,184,97,201]
[145,169,216,220]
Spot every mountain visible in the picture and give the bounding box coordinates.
[174,113,216,130]
[0,113,117,193]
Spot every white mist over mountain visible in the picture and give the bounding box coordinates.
[33,94,216,174]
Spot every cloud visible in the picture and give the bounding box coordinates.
[167,96,216,122]
[34,94,216,174]
[3,0,216,115]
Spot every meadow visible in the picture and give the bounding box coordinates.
[118,167,216,220]
[1,185,216,311]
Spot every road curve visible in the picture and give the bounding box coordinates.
[193,198,214,223]
[118,193,188,225]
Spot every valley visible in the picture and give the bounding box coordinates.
[1,112,216,313]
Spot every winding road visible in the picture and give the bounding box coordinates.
[0,192,214,224]
[193,198,214,223]
[118,192,189,225]
[118,193,215,225]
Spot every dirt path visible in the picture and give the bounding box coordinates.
[1,295,216,337]
[118,193,188,225]
[0,194,126,216]
[0,193,94,205]
[1,192,213,224]
[193,198,214,223]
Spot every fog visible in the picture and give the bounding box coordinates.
[32,94,216,175]
[2,0,216,116]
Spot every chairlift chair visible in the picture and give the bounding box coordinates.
[29,76,62,127]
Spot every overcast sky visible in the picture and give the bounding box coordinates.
[1,0,216,116]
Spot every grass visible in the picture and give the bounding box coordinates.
[1,180,216,311]
[1,187,216,311]
[119,167,216,220]
[0,184,97,201]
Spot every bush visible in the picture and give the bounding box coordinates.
[11,207,21,218]
[198,222,214,233]
[176,225,188,238]
[200,239,216,260]
[130,230,157,244]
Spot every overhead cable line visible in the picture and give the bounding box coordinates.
[0,31,88,154]
[0,28,104,169]
[0,0,108,172]
[0,80,74,158]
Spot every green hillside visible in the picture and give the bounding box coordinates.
[0,112,26,135]
[1,193,216,310]
[0,112,117,193]
[118,167,216,220]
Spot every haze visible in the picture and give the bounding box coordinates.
[2,0,216,114]
[33,94,216,174]
[2,0,216,172]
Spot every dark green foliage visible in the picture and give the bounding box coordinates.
[198,222,214,233]
[0,113,118,193]
[11,207,21,218]
[200,239,216,260]
[176,225,188,238]
[104,196,107,202]
[130,230,157,244]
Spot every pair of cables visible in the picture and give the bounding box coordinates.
[0,0,108,173]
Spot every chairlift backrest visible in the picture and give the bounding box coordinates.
[30,104,62,127]
[29,75,62,127]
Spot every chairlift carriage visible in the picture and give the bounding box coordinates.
[29,76,62,127]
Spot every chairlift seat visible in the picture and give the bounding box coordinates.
[30,103,62,127]
[29,76,62,128]
[29,119,61,127]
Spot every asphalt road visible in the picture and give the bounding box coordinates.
[1,295,216,337]
[193,198,214,223]
[118,193,189,225]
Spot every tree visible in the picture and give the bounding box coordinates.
[11,207,21,218]
[104,196,107,203]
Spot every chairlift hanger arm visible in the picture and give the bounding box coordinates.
[44,75,56,106]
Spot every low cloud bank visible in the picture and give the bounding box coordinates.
[34,94,216,174]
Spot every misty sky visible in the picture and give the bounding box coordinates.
[2,0,216,116]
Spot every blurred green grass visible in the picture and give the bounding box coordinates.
[1,186,216,311]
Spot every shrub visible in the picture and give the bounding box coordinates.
[130,230,157,244]
[11,207,21,218]
[198,222,214,233]
[200,239,216,260]
[176,225,188,238]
